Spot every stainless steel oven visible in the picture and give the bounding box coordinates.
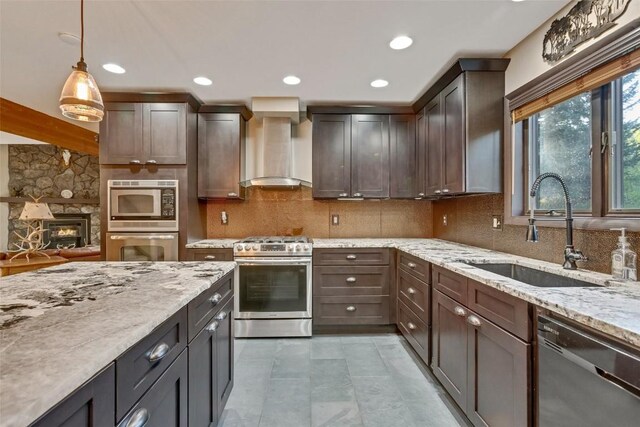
[108,180,178,232]
[106,233,179,261]
[234,237,312,337]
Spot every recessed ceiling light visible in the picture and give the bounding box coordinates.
[102,63,126,74]
[193,76,212,86]
[283,75,301,85]
[511,0,525,2]
[389,36,413,50]
[58,32,80,45]
[370,79,389,88]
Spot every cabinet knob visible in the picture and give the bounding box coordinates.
[216,311,228,321]
[346,306,357,312]
[339,193,348,197]
[124,408,149,427]
[435,190,442,194]
[346,277,357,283]
[407,322,417,330]
[145,159,157,165]
[227,192,238,197]
[346,254,357,260]
[442,189,450,193]
[146,342,170,363]
[417,193,425,198]
[209,293,222,305]
[353,192,363,197]
[407,262,416,269]
[454,306,467,317]
[206,320,220,333]
[467,315,482,327]
[204,255,216,260]
[129,159,141,165]
[407,287,416,295]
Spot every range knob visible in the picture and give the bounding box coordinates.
[252,244,260,251]
[295,244,301,251]
[303,245,310,251]
[287,245,294,251]
[236,245,244,251]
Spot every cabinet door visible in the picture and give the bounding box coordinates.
[198,113,243,198]
[215,299,234,419]
[432,290,468,411]
[188,318,219,427]
[415,109,427,198]
[466,311,530,427]
[351,114,390,198]
[312,114,351,198]
[32,364,115,427]
[389,114,417,198]
[424,95,443,196]
[99,103,143,165]
[143,103,187,165]
[118,350,188,427]
[442,74,465,194]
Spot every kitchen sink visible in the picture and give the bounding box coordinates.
[467,263,601,288]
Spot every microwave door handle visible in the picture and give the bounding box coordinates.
[110,235,176,240]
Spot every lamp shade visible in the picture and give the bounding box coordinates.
[20,202,54,221]
[59,62,104,122]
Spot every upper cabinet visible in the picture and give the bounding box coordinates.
[351,114,389,198]
[99,94,199,165]
[312,114,352,198]
[390,114,418,198]
[197,112,247,199]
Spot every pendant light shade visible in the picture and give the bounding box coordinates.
[59,0,104,122]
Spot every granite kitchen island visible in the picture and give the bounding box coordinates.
[0,261,236,427]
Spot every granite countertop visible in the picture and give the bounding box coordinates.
[186,239,239,249]
[313,238,640,348]
[0,261,236,427]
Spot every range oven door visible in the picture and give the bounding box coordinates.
[106,233,179,261]
[235,258,312,319]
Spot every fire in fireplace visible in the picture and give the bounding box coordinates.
[43,213,91,249]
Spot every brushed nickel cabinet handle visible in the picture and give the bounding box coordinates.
[467,315,482,327]
[407,322,417,330]
[339,192,348,197]
[129,159,141,165]
[442,189,450,193]
[206,320,219,333]
[407,287,416,295]
[216,311,228,321]
[346,255,357,260]
[124,408,149,427]
[454,306,467,317]
[204,255,216,260]
[353,192,363,197]
[346,277,357,283]
[146,342,170,363]
[435,190,442,194]
[209,293,222,305]
[227,192,238,197]
[407,262,416,269]
[145,159,157,165]
[417,193,425,197]
[346,306,356,312]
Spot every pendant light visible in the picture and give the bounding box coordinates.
[59,0,104,122]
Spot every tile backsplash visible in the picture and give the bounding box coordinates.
[432,194,640,274]
[206,187,433,238]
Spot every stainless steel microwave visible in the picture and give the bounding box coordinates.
[107,180,178,232]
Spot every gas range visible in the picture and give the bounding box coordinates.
[233,236,312,257]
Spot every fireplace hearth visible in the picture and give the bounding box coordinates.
[43,213,91,249]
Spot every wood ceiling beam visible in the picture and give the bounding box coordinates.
[0,98,99,156]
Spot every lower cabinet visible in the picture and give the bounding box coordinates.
[186,248,234,262]
[432,289,530,427]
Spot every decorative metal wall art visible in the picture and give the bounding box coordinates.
[543,0,633,63]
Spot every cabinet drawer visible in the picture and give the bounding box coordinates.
[313,266,390,296]
[187,249,233,261]
[397,268,430,324]
[313,296,390,325]
[397,300,429,364]
[118,349,188,427]
[433,266,467,305]
[313,249,390,266]
[398,252,430,283]
[467,279,531,341]
[187,271,234,342]
[116,307,187,420]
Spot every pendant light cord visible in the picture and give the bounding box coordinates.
[80,0,84,62]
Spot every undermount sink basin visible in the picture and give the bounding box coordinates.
[467,263,601,288]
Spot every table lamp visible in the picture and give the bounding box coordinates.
[10,199,54,262]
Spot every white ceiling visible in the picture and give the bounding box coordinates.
[0,0,569,132]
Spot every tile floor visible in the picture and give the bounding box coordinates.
[219,334,469,427]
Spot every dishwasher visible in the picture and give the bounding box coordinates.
[537,314,640,426]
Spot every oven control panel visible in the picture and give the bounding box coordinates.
[234,243,312,257]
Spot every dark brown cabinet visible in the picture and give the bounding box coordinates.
[351,114,389,198]
[312,114,352,198]
[186,248,234,262]
[198,113,246,199]
[32,364,115,427]
[389,115,418,198]
[100,102,188,165]
[431,266,531,427]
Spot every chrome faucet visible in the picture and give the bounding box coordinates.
[527,172,587,270]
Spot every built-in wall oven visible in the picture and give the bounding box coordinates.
[107,179,178,232]
[106,233,179,261]
[234,237,312,337]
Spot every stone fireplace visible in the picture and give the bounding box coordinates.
[43,213,91,249]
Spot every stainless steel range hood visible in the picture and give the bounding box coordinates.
[242,98,311,188]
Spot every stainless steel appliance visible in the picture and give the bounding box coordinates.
[106,232,179,261]
[234,236,312,337]
[107,179,178,232]
[537,313,640,426]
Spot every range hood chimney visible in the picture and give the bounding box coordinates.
[244,97,311,188]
